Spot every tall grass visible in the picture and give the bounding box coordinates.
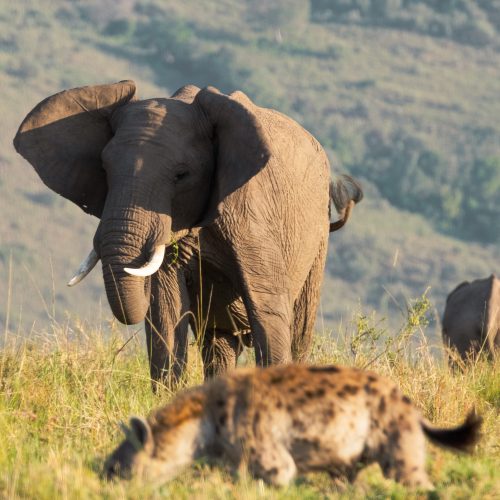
[0,298,498,499]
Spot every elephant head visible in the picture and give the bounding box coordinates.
[14,81,270,325]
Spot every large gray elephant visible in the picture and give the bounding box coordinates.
[442,274,500,362]
[14,81,362,386]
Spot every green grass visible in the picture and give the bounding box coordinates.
[1,0,500,332]
[1,5,499,493]
[1,306,498,499]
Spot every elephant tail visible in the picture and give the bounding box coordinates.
[329,175,363,232]
[421,410,482,453]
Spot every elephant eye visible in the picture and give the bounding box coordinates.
[174,171,189,183]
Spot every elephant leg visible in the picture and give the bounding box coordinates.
[486,317,500,359]
[201,328,243,379]
[291,243,327,363]
[207,228,294,365]
[145,265,190,391]
[490,325,500,359]
[241,289,293,366]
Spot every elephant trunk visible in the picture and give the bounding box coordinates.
[102,264,151,325]
[99,205,172,325]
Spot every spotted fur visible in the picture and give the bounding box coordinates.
[104,365,481,489]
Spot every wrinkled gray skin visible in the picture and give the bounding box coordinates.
[442,274,500,362]
[14,81,362,387]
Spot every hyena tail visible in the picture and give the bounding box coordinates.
[421,410,482,453]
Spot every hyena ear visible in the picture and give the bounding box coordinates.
[129,416,154,454]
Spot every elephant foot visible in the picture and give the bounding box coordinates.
[149,361,187,393]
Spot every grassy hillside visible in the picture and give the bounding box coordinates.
[0,318,498,498]
[1,0,499,338]
[0,3,499,495]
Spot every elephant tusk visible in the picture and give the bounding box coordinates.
[67,249,99,286]
[124,246,166,277]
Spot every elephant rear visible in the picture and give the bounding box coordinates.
[442,275,500,361]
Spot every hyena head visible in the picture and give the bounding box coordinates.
[104,417,156,480]
[104,391,208,482]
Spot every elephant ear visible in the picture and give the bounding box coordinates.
[13,80,137,218]
[195,86,271,219]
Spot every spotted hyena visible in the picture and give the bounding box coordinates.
[104,365,481,489]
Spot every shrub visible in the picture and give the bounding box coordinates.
[453,18,495,46]
[459,157,500,242]
[102,18,134,37]
[245,0,310,31]
[350,130,500,244]
[311,0,499,46]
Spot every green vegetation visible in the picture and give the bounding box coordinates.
[1,2,498,495]
[1,0,500,331]
[310,1,500,243]
[350,131,500,242]
[312,0,500,47]
[94,0,500,244]
[0,0,500,499]
[0,308,498,498]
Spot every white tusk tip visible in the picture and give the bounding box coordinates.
[67,277,79,287]
[123,246,166,277]
[123,267,143,276]
[67,249,99,287]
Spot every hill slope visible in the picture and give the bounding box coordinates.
[1,0,499,341]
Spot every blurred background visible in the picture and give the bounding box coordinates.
[1,0,499,343]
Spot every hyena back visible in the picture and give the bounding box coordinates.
[105,365,481,489]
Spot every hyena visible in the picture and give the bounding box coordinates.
[104,365,481,489]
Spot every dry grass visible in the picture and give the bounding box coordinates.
[2,0,500,333]
[0,300,498,499]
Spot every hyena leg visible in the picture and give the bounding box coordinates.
[248,444,297,487]
[380,428,434,490]
[328,464,363,484]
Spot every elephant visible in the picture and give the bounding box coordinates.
[442,274,500,363]
[14,80,362,387]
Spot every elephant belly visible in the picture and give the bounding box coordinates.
[179,229,250,333]
[206,281,250,334]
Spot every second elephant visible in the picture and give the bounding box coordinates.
[14,81,362,386]
[442,274,500,362]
